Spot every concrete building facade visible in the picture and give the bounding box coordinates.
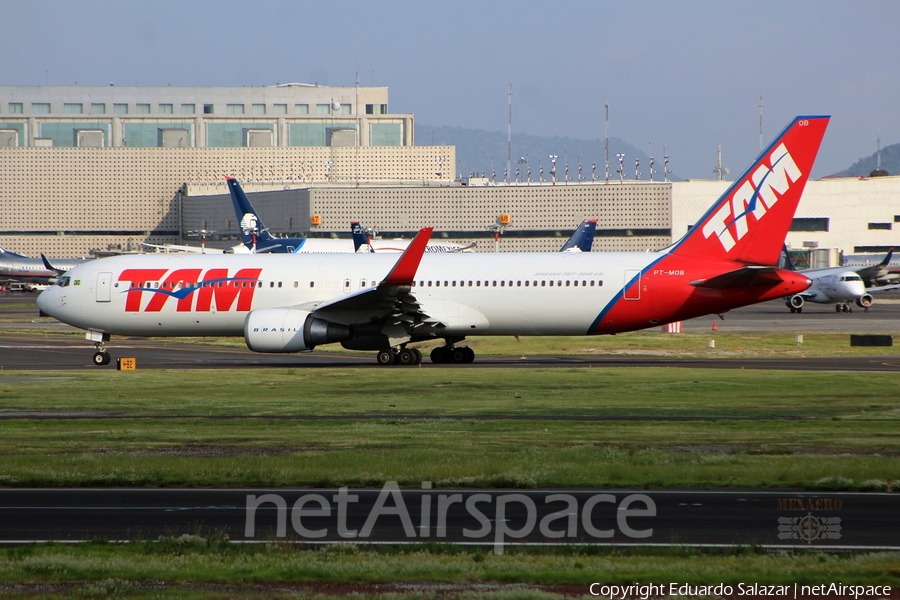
[182,180,673,253]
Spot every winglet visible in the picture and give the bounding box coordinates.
[880,248,894,267]
[382,227,433,285]
[40,253,65,275]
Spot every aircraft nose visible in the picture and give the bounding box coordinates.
[36,286,62,317]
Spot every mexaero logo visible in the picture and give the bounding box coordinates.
[117,268,263,312]
[701,142,802,252]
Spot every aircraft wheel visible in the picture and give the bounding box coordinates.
[463,347,475,363]
[397,348,416,366]
[430,347,449,364]
[789,306,796,314]
[376,349,396,366]
[92,351,110,366]
[411,348,423,365]
[835,304,842,313]
[797,307,802,313]
[451,347,467,364]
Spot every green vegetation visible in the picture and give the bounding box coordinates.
[0,541,897,599]
[0,367,898,489]
[0,365,898,593]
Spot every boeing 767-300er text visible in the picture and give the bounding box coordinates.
[38,116,828,366]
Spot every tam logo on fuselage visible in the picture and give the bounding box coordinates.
[117,268,262,312]
[701,143,802,252]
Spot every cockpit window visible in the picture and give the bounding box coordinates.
[56,276,71,287]
[842,275,862,282]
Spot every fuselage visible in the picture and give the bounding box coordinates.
[797,267,866,303]
[37,251,810,339]
[0,255,88,284]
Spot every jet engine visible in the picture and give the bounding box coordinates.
[244,308,352,353]
[788,295,804,309]
[856,294,873,308]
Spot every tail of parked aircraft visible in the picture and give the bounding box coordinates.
[560,219,598,252]
[672,116,829,266]
[225,177,275,249]
[0,245,28,259]
[351,222,374,253]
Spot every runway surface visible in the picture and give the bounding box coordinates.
[1,293,899,371]
[0,487,895,549]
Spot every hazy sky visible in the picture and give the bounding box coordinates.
[4,0,898,178]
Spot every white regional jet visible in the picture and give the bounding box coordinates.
[37,116,828,366]
[781,249,900,313]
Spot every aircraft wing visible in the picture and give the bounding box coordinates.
[690,266,800,289]
[866,283,900,293]
[292,227,445,334]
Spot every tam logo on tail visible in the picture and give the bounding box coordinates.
[702,142,801,252]
[675,116,829,266]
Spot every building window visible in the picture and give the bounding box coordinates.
[789,217,829,232]
[339,104,352,115]
[136,103,151,114]
[90,103,105,114]
[252,103,266,115]
[380,104,388,114]
[894,215,900,223]
[181,103,195,114]
[273,103,287,115]
[226,103,244,114]
[159,103,174,114]
[294,103,309,114]
[114,103,128,114]
[64,103,83,114]
[203,103,214,114]
[365,104,374,115]
[8,103,23,114]
[316,104,331,115]
[32,103,51,114]
[868,222,892,230]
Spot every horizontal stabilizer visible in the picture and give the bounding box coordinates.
[691,266,797,289]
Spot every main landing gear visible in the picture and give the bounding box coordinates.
[376,347,423,366]
[429,345,475,364]
[374,344,476,366]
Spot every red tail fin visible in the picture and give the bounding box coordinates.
[672,116,829,265]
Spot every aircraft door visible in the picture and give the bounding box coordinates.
[624,269,641,300]
[96,272,113,302]
[343,278,351,294]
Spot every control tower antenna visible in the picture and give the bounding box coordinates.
[604,102,610,183]
[758,94,763,152]
[507,82,512,184]
[713,141,730,181]
[877,133,882,172]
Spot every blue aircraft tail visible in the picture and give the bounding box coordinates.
[351,222,374,253]
[226,177,274,248]
[560,219,597,252]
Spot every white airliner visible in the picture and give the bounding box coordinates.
[37,116,828,366]
[781,250,900,313]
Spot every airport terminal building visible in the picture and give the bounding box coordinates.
[1,84,898,259]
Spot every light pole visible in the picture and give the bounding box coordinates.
[616,153,626,183]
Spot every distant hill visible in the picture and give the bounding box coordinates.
[416,125,681,182]
[833,142,900,177]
